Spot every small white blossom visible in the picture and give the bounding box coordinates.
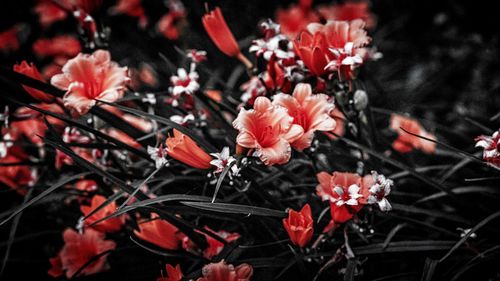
[210,147,238,174]
[367,171,393,211]
[0,132,13,158]
[170,68,199,96]
[147,144,169,169]
[334,184,363,206]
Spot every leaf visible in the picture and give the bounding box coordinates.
[181,202,287,218]
[392,203,472,224]
[352,241,456,255]
[415,186,500,204]
[0,172,90,227]
[212,161,235,203]
[420,258,438,281]
[96,100,218,153]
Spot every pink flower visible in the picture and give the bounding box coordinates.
[283,203,313,247]
[51,50,130,116]
[48,228,116,278]
[389,114,436,154]
[165,129,213,169]
[196,260,253,281]
[273,83,336,150]
[475,129,500,167]
[134,213,183,250]
[232,96,304,165]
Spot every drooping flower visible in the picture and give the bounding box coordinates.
[51,50,130,116]
[232,96,304,165]
[389,114,436,154]
[134,213,183,250]
[273,83,336,151]
[157,264,183,281]
[282,204,313,247]
[48,228,116,278]
[294,20,371,79]
[80,194,127,233]
[475,129,500,167]
[196,260,253,281]
[165,129,213,169]
[13,61,55,103]
[33,36,81,58]
[276,0,319,39]
[316,172,371,223]
[202,7,252,68]
[182,226,240,259]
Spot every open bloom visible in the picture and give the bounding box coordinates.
[48,228,116,278]
[210,147,237,174]
[134,213,183,250]
[389,114,436,154]
[196,260,253,281]
[170,68,199,96]
[294,20,370,79]
[13,61,55,102]
[316,172,371,223]
[233,96,304,165]
[273,83,336,150]
[80,194,127,233]
[165,129,213,169]
[283,204,313,247]
[475,129,500,167]
[51,50,130,116]
[202,7,240,58]
[158,264,183,281]
[365,171,393,211]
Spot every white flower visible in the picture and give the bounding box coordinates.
[210,147,237,174]
[169,114,195,125]
[367,171,393,211]
[333,184,363,206]
[0,132,13,158]
[147,144,168,169]
[170,68,200,96]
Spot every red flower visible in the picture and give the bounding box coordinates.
[109,0,147,27]
[202,7,240,57]
[273,83,336,151]
[165,129,213,169]
[34,1,68,28]
[0,147,36,195]
[51,50,130,116]
[276,0,319,39]
[202,7,252,68]
[158,264,183,281]
[232,97,304,165]
[13,61,55,103]
[294,20,370,79]
[475,129,500,167]
[33,36,81,58]
[48,228,116,278]
[80,194,127,233]
[318,1,375,29]
[389,114,436,154]
[0,25,21,52]
[134,213,183,250]
[9,104,64,145]
[282,203,313,247]
[158,11,186,41]
[182,226,240,259]
[316,172,371,223]
[196,260,253,281]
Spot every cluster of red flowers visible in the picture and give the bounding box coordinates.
[2,0,495,280]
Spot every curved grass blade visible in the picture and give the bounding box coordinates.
[181,201,287,218]
[0,172,90,227]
